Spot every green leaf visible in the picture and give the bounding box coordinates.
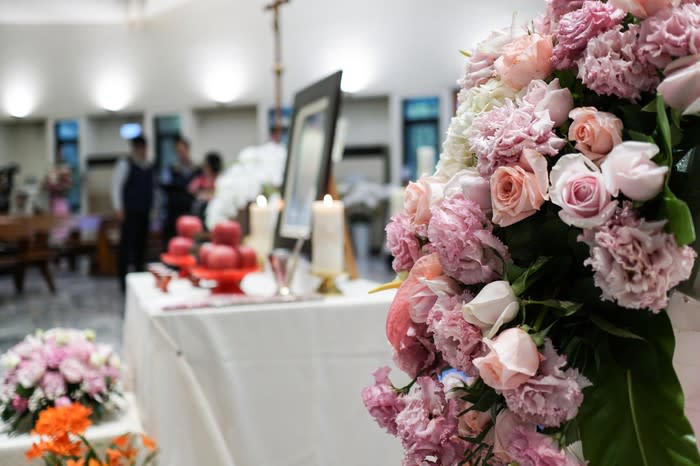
[642,99,658,113]
[511,256,551,296]
[590,315,645,341]
[521,299,582,317]
[627,130,656,144]
[662,186,697,246]
[579,312,700,466]
[657,94,673,163]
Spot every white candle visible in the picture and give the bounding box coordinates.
[390,186,405,217]
[249,195,279,257]
[312,194,345,276]
[416,146,436,179]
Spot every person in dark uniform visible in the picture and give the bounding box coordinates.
[160,136,198,248]
[111,136,154,292]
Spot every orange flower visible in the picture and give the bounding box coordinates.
[89,460,106,466]
[112,433,131,449]
[67,460,85,466]
[32,403,92,438]
[106,447,124,466]
[141,433,157,451]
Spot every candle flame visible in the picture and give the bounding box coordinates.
[256,195,268,207]
[323,194,334,205]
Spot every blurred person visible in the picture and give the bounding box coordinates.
[161,136,198,247]
[188,151,223,223]
[112,136,154,292]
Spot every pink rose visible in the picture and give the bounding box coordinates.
[491,149,549,227]
[550,153,618,228]
[659,54,700,115]
[473,328,540,391]
[522,79,574,127]
[568,107,624,161]
[601,142,668,201]
[444,168,492,214]
[609,0,681,18]
[59,357,85,384]
[403,176,444,236]
[495,33,554,90]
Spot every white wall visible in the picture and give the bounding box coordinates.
[192,105,259,165]
[0,0,543,120]
[0,120,49,184]
[341,96,390,147]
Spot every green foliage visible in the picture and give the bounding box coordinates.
[578,313,700,466]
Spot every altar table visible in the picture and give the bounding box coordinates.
[123,273,404,466]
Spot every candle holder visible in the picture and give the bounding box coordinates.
[315,273,342,296]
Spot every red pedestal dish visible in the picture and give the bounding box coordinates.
[190,266,259,294]
[160,253,197,278]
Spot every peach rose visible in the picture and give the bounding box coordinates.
[491,149,549,227]
[403,175,444,235]
[568,107,623,162]
[609,0,680,18]
[473,327,540,391]
[494,33,554,90]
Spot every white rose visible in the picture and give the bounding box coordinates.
[601,142,668,202]
[54,330,70,346]
[108,354,122,369]
[462,281,519,338]
[1,352,20,370]
[83,329,96,341]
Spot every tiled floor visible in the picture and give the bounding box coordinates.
[0,255,394,354]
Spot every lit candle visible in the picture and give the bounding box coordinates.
[249,195,279,257]
[390,186,405,217]
[416,146,436,179]
[312,194,345,276]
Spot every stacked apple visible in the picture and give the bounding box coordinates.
[167,215,203,256]
[198,220,257,270]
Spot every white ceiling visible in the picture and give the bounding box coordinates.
[0,0,191,24]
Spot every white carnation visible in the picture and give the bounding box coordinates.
[1,352,20,370]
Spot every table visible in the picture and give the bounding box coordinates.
[0,394,142,465]
[123,273,403,466]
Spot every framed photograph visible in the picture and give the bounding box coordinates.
[276,71,343,244]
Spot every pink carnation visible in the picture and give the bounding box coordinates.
[16,357,47,389]
[427,294,486,377]
[502,340,590,428]
[83,372,107,397]
[362,367,404,435]
[59,357,85,384]
[580,203,696,312]
[42,344,67,370]
[386,212,422,273]
[547,0,585,21]
[577,25,659,101]
[460,27,518,91]
[427,194,510,285]
[40,371,67,400]
[504,426,584,466]
[393,323,441,379]
[553,1,626,69]
[395,377,469,466]
[469,100,565,177]
[11,395,28,414]
[638,3,700,68]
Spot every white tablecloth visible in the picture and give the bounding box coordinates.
[0,393,142,466]
[123,273,403,466]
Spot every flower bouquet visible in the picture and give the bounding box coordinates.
[42,166,73,197]
[364,1,700,464]
[1,329,123,435]
[25,403,158,466]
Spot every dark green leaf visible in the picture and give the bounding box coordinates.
[590,315,645,341]
[579,313,700,466]
[628,130,656,143]
[511,256,551,296]
[662,186,697,245]
[642,99,658,113]
[521,299,582,317]
[657,94,673,162]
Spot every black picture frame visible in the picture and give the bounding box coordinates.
[275,70,343,250]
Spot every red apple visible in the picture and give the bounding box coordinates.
[168,237,193,256]
[237,245,258,269]
[212,220,242,247]
[207,245,240,270]
[176,215,203,238]
[198,242,215,265]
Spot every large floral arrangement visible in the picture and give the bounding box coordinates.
[206,142,286,229]
[364,1,700,465]
[0,329,123,434]
[42,165,73,196]
[25,403,158,466]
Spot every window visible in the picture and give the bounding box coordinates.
[402,97,440,182]
[55,120,81,213]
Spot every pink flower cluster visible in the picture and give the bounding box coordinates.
[0,329,122,430]
[553,1,626,69]
[638,3,700,68]
[469,98,565,178]
[386,212,422,273]
[580,203,696,312]
[577,25,660,101]
[427,194,509,285]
